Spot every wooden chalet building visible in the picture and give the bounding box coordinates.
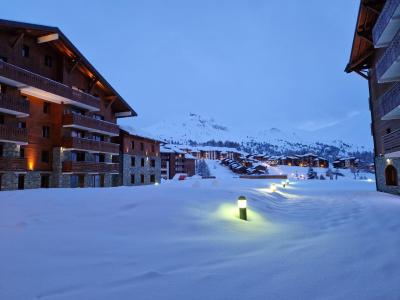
[0,19,136,190]
[346,0,400,194]
[160,144,196,180]
[332,157,359,169]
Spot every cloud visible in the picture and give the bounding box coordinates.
[298,110,361,132]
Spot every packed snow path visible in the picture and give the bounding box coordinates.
[1,179,400,300]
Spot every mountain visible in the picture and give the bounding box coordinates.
[145,113,373,161]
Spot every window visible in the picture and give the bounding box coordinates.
[93,134,104,142]
[93,153,105,163]
[42,126,50,138]
[0,144,3,157]
[130,174,135,184]
[19,147,24,158]
[22,45,29,58]
[71,151,85,162]
[150,174,155,183]
[140,174,145,184]
[43,102,51,114]
[41,174,50,188]
[93,114,104,120]
[140,142,144,151]
[141,158,145,167]
[41,150,50,163]
[151,159,156,168]
[0,114,4,124]
[71,130,84,138]
[0,83,6,94]
[151,145,155,153]
[385,165,398,186]
[131,156,136,167]
[71,175,84,188]
[18,174,25,190]
[18,122,26,129]
[44,55,52,67]
[131,141,135,150]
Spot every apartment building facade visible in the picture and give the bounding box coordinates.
[113,127,161,186]
[346,0,400,194]
[0,19,136,190]
[160,145,196,180]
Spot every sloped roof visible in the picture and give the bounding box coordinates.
[0,18,137,117]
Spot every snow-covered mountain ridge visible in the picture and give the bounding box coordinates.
[145,113,373,161]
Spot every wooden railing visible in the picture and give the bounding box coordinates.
[376,26,400,80]
[0,60,99,109]
[383,128,400,153]
[373,0,400,45]
[62,137,120,154]
[0,94,30,115]
[0,125,28,143]
[62,161,119,173]
[0,157,26,171]
[379,82,400,118]
[62,113,119,136]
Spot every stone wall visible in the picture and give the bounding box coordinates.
[375,156,400,195]
[121,154,161,186]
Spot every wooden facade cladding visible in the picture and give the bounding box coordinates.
[62,113,120,136]
[62,137,119,154]
[0,124,28,144]
[0,157,26,172]
[62,161,119,173]
[0,93,29,116]
[383,128,400,153]
[0,60,99,110]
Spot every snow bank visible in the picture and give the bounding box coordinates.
[1,179,399,300]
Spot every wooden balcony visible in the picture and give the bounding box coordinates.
[62,137,120,154]
[373,0,400,48]
[0,94,29,117]
[62,161,119,173]
[383,128,400,153]
[0,60,99,111]
[0,125,28,144]
[62,114,120,136]
[379,82,400,119]
[0,157,26,172]
[376,28,400,83]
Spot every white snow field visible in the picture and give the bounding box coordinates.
[1,175,400,299]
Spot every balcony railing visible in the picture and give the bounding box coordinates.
[378,82,400,119]
[62,161,119,173]
[0,60,99,109]
[62,137,120,154]
[0,125,28,144]
[376,27,400,82]
[383,128,400,153]
[62,113,120,136]
[0,157,26,172]
[373,0,400,47]
[0,94,30,117]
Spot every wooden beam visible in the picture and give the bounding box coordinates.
[355,70,369,80]
[69,58,81,74]
[37,33,59,44]
[11,33,24,49]
[346,49,374,72]
[88,78,98,93]
[357,30,373,45]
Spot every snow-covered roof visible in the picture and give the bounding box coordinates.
[120,125,164,143]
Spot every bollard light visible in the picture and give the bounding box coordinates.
[286,179,290,185]
[270,183,277,192]
[237,196,247,221]
[281,181,286,188]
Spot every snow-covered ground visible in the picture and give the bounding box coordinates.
[1,174,399,299]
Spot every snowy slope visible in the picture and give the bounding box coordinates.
[145,113,372,154]
[2,179,400,299]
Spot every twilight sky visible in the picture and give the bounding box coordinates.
[1,1,372,147]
